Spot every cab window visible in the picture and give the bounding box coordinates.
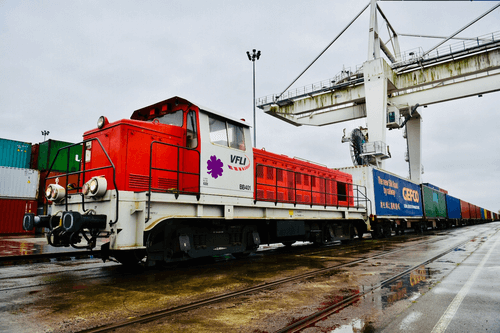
[209,115,246,151]
[186,110,198,148]
[228,123,246,150]
[151,109,184,127]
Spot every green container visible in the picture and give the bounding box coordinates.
[37,139,82,172]
[421,185,447,219]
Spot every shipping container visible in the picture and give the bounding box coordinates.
[445,194,461,220]
[421,185,447,219]
[0,167,40,199]
[0,198,36,234]
[30,143,39,169]
[0,138,32,169]
[338,166,423,218]
[37,139,82,172]
[475,205,481,220]
[460,200,471,220]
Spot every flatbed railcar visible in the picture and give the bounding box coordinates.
[22,96,369,265]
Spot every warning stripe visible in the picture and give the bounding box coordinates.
[228,163,250,171]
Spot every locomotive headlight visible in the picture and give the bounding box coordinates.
[84,176,107,197]
[82,182,90,196]
[45,184,66,201]
[45,186,53,199]
[97,116,109,129]
[90,178,99,193]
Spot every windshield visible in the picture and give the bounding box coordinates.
[150,110,184,127]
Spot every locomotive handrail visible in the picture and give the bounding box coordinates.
[146,141,201,223]
[45,138,119,225]
[255,163,370,212]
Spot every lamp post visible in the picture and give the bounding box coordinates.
[41,130,50,141]
[246,49,261,147]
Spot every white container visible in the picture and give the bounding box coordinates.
[0,166,40,199]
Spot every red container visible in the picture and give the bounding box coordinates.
[475,205,481,220]
[460,200,470,220]
[30,143,39,170]
[0,198,36,234]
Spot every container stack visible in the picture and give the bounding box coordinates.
[0,139,39,234]
[0,138,81,235]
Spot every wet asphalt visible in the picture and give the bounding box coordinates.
[0,222,499,332]
[380,224,500,333]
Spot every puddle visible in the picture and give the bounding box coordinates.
[381,265,431,309]
[329,318,376,333]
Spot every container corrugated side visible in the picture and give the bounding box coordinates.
[460,200,471,219]
[37,139,82,172]
[445,194,461,219]
[0,167,40,199]
[0,138,32,169]
[421,185,447,219]
[0,198,36,234]
[337,166,423,218]
[30,143,39,169]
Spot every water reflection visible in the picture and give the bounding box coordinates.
[330,318,368,333]
[382,265,430,308]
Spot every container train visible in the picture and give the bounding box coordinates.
[338,166,497,238]
[21,96,498,265]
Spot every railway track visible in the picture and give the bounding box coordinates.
[0,232,425,294]
[0,250,101,266]
[76,234,447,333]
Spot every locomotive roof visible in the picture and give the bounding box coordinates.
[131,96,250,128]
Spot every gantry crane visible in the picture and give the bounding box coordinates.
[258,0,500,183]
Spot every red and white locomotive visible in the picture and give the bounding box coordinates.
[23,96,368,265]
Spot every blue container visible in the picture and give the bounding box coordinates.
[373,169,423,217]
[0,138,32,169]
[445,194,461,219]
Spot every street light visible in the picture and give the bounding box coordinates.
[246,49,261,147]
[41,130,50,141]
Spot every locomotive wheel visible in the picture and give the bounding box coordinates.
[112,249,147,266]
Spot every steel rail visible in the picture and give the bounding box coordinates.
[77,235,444,333]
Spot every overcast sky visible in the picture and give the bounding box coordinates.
[1,1,499,212]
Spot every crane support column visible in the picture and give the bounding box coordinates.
[405,109,422,183]
[363,58,391,168]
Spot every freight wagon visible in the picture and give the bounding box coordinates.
[23,96,368,265]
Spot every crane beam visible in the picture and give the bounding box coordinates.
[262,43,500,124]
